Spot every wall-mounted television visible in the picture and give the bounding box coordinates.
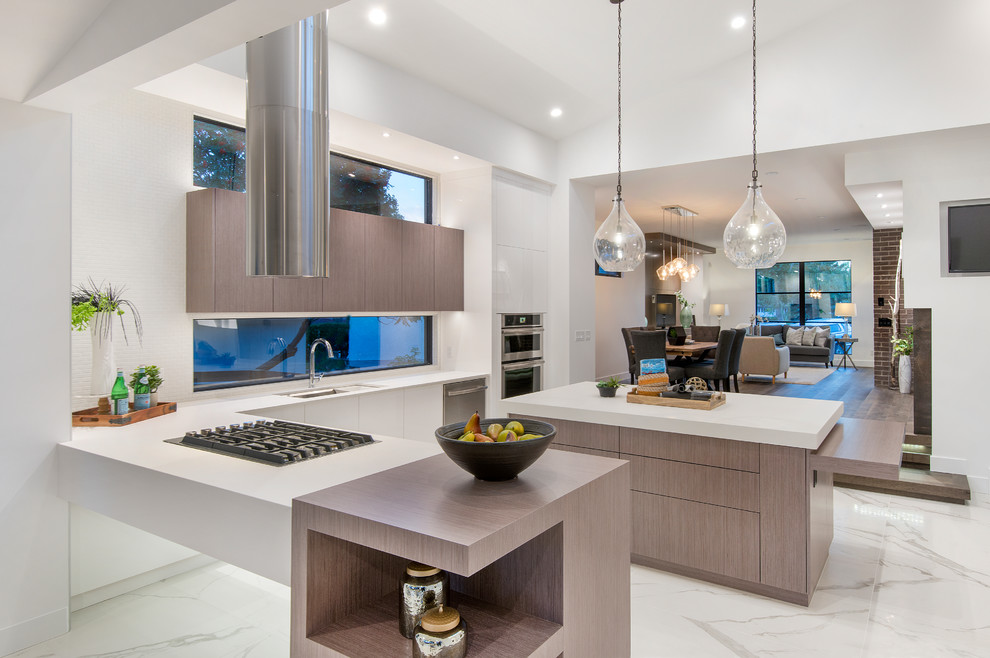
[947,202,990,273]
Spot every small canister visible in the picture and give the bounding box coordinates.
[413,605,467,658]
[400,562,449,638]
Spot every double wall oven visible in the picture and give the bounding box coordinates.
[500,313,543,399]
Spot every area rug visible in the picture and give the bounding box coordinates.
[742,366,835,386]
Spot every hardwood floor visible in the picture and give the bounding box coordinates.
[736,365,914,425]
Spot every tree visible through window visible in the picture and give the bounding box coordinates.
[193,116,246,192]
[330,153,431,223]
[756,260,852,325]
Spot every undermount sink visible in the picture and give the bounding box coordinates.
[278,383,383,399]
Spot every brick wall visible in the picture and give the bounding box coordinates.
[873,228,912,387]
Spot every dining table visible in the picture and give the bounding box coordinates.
[665,341,718,361]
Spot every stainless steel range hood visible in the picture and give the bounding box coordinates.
[246,11,330,277]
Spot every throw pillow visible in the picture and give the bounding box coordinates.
[773,333,785,346]
[786,326,805,346]
[801,326,817,346]
[814,326,831,347]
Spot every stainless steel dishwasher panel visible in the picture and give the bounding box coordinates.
[443,378,488,425]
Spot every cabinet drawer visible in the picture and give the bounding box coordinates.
[550,443,620,460]
[516,415,618,452]
[620,427,759,472]
[631,491,760,582]
[626,454,760,512]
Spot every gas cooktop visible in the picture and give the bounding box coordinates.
[166,419,376,466]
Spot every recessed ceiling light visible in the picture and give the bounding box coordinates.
[550,107,563,118]
[347,173,356,178]
[794,197,806,201]
[881,204,888,209]
[452,155,460,160]
[368,8,387,26]
[885,213,891,217]
[382,131,390,138]
[731,16,746,29]
[876,193,884,198]
[816,216,826,220]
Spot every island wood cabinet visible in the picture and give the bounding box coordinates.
[186,189,464,313]
[515,413,901,606]
[290,450,630,657]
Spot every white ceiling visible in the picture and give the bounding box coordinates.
[0,0,940,240]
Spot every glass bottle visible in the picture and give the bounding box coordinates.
[133,365,151,411]
[110,369,129,415]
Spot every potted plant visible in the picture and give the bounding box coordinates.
[892,328,914,394]
[71,279,143,395]
[676,291,695,328]
[596,376,623,398]
[130,365,163,405]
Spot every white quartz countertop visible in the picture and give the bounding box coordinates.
[502,382,843,450]
[59,370,485,584]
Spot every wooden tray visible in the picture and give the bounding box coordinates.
[626,389,726,410]
[72,401,177,427]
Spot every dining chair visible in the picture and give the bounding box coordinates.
[683,329,736,391]
[630,330,685,382]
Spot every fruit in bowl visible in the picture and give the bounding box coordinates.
[435,414,557,481]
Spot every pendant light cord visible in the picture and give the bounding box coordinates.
[751,0,759,184]
[616,0,623,198]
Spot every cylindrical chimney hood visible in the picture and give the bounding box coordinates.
[246,11,329,277]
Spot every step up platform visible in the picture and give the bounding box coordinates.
[835,467,971,505]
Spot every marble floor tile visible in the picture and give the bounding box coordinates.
[11,488,990,658]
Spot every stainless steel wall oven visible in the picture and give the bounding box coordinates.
[500,314,543,399]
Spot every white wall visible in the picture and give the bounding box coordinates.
[847,126,990,494]
[594,269,644,381]
[705,239,875,362]
[0,101,71,654]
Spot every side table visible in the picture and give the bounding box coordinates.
[834,337,859,369]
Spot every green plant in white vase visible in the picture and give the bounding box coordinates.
[676,291,695,327]
[71,279,142,395]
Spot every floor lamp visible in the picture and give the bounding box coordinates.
[709,303,729,329]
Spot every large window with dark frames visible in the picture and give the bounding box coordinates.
[193,316,432,391]
[330,152,432,223]
[756,260,852,326]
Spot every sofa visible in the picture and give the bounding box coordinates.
[739,336,790,383]
[759,324,835,367]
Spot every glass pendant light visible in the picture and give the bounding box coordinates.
[593,0,645,272]
[723,0,786,269]
[656,208,669,281]
[684,210,701,280]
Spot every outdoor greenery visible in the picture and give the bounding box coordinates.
[756,260,852,324]
[193,117,245,192]
[330,154,404,219]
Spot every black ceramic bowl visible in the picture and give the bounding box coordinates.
[434,418,557,481]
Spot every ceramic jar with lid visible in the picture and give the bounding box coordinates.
[413,605,467,658]
[401,562,449,638]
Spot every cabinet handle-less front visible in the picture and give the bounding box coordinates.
[446,385,488,397]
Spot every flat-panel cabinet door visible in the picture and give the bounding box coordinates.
[358,390,405,438]
[400,221,435,310]
[324,208,368,311]
[304,396,361,432]
[213,190,273,312]
[274,277,323,312]
[402,384,443,443]
[434,226,464,311]
[364,215,403,312]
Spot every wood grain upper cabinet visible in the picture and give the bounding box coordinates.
[400,221,435,310]
[434,225,464,311]
[186,188,273,313]
[323,209,367,312]
[364,215,403,311]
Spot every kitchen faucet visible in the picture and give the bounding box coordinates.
[309,338,335,388]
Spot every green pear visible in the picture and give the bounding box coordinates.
[485,423,504,440]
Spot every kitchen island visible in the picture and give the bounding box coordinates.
[58,370,485,586]
[503,382,904,605]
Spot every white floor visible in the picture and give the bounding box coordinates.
[11,488,990,658]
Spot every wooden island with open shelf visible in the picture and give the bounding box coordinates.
[290,449,630,657]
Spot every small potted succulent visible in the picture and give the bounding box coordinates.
[130,365,164,405]
[596,376,624,398]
